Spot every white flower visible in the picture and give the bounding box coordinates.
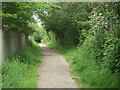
[99,13,102,16]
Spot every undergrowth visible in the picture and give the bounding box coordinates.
[2,40,42,88]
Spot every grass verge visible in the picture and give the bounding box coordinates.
[2,40,42,88]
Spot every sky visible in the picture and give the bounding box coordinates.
[32,13,42,27]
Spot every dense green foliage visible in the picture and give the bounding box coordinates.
[32,25,57,44]
[43,3,95,46]
[2,40,42,88]
[42,2,120,74]
[39,2,120,88]
[32,24,49,43]
[2,2,49,35]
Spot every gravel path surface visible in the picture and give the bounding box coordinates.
[37,44,78,88]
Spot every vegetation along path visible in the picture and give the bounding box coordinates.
[37,44,77,88]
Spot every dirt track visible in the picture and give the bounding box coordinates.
[37,44,77,88]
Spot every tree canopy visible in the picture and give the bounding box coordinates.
[2,2,50,35]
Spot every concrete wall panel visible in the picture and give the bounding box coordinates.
[0,30,28,57]
[0,29,2,68]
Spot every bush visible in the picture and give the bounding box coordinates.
[72,47,118,88]
[2,40,42,88]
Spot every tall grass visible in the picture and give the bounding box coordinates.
[2,40,42,88]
